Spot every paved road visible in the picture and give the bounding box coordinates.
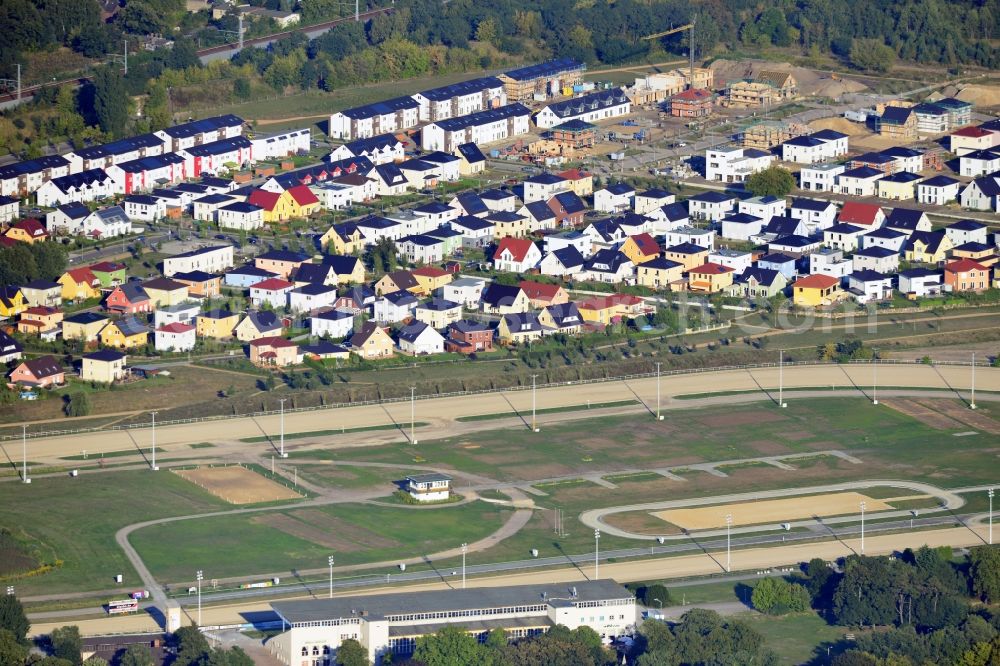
[12,363,997,462]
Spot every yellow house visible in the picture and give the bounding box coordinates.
[325,256,366,285]
[348,321,394,359]
[556,168,593,197]
[905,231,953,265]
[196,310,240,339]
[619,234,661,266]
[142,278,190,308]
[248,190,295,223]
[637,257,684,289]
[410,266,453,296]
[58,268,102,302]
[81,350,127,383]
[99,316,150,349]
[664,244,710,271]
[320,224,364,255]
[286,185,321,218]
[62,312,109,341]
[497,312,544,345]
[687,262,735,294]
[491,212,529,240]
[877,173,922,201]
[0,286,27,318]
[4,219,48,244]
[792,274,843,307]
[577,294,645,324]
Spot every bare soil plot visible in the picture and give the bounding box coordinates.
[923,400,1000,435]
[882,399,965,430]
[652,492,891,530]
[174,466,301,505]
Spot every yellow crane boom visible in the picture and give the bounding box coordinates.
[640,18,698,90]
[641,23,693,41]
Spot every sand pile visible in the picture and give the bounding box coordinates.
[708,59,869,98]
[808,116,869,136]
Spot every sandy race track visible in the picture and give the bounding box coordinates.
[653,492,891,530]
[174,466,301,504]
[13,363,999,462]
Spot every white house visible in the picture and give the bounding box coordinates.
[420,152,462,182]
[780,130,848,163]
[153,301,200,328]
[664,225,716,249]
[447,215,495,248]
[182,136,254,177]
[398,234,445,265]
[311,309,355,339]
[192,193,235,222]
[534,88,631,129]
[443,278,486,308]
[633,188,675,215]
[687,191,736,221]
[480,189,519,212]
[154,322,196,352]
[66,133,165,172]
[823,223,867,252]
[405,472,452,502]
[82,206,132,238]
[861,227,908,252]
[413,76,507,122]
[327,96,420,141]
[493,237,542,273]
[837,166,884,197]
[847,270,893,304]
[373,290,419,324]
[251,128,310,160]
[583,248,634,283]
[163,245,235,276]
[123,194,166,222]
[35,168,118,207]
[290,283,338,313]
[370,163,409,196]
[544,230,591,257]
[250,278,295,309]
[217,202,264,230]
[107,152,189,194]
[789,198,838,234]
[720,213,764,241]
[594,183,636,213]
[959,150,1000,178]
[799,163,845,192]
[539,246,586,277]
[647,202,690,236]
[959,176,1000,212]
[523,172,569,203]
[0,154,71,198]
[945,220,988,246]
[708,248,752,273]
[739,195,785,220]
[898,268,942,297]
[396,321,445,355]
[421,104,532,152]
[704,145,774,183]
[46,202,90,234]
[0,195,19,224]
[328,134,405,165]
[810,248,853,279]
[916,175,960,206]
[852,246,900,274]
[155,114,243,153]
[310,177,375,210]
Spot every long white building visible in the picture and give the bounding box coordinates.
[267,580,636,664]
[421,104,532,152]
[704,145,774,183]
[780,129,849,163]
[252,129,311,160]
[35,168,119,207]
[413,77,507,122]
[534,88,631,129]
[328,96,420,141]
[154,114,244,153]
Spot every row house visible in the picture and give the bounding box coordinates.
[183,136,254,177]
[0,155,71,197]
[35,168,120,207]
[108,153,189,194]
[328,134,405,166]
[328,96,420,141]
[163,245,235,277]
[65,133,165,172]
[421,104,532,152]
[154,114,244,153]
[250,128,310,160]
[534,88,632,129]
[413,76,507,122]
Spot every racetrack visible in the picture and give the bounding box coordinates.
[13,363,996,463]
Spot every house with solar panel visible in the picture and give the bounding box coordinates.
[327,96,420,140]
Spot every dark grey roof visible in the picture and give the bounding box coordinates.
[84,349,126,362]
[433,104,531,132]
[503,58,584,82]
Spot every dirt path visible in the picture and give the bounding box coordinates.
[254,114,329,127]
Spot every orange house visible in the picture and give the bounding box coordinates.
[5,218,49,244]
[249,336,300,367]
[8,355,64,387]
[687,262,735,293]
[944,259,989,293]
[518,280,569,308]
[620,233,661,266]
[17,306,63,335]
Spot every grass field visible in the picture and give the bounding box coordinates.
[746,612,847,664]
[130,500,511,582]
[292,463,418,490]
[0,470,227,594]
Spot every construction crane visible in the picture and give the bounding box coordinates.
[642,18,697,89]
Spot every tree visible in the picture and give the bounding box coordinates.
[849,39,896,73]
[745,166,796,197]
[0,628,28,666]
[474,18,500,47]
[118,1,164,35]
[172,626,210,666]
[91,67,128,138]
[0,596,29,643]
[336,639,370,666]
[82,659,109,666]
[412,626,487,666]
[119,644,154,666]
[49,626,82,666]
[168,39,200,70]
[233,78,252,101]
[640,584,670,609]
[65,393,91,417]
[750,577,811,615]
[31,242,68,281]
[969,545,1000,603]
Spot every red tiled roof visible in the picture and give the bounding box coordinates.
[494,237,535,263]
[411,266,449,278]
[157,322,195,334]
[673,88,713,101]
[251,278,294,291]
[945,258,988,273]
[22,306,59,317]
[838,202,883,226]
[794,274,839,289]
[9,218,47,237]
[248,189,281,211]
[578,293,644,311]
[690,262,733,275]
[286,184,319,207]
[250,336,297,348]
[65,267,98,284]
[519,280,562,300]
[628,233,660,256]
[557,168,590,180]
[953,126,992,138]
[90,261,125,273]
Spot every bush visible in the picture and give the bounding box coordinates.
[750,577,811,615]
[639,583,670,608]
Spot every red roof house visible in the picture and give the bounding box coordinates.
[838,201,885,227]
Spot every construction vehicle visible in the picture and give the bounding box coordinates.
[642,18,696,90]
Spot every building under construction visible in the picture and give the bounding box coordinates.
[723,81,778,108]
[739,120,810,149]
[498,58,586,103]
